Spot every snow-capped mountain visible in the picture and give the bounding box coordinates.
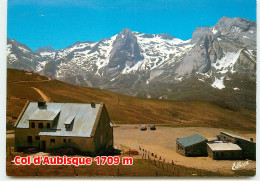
[6,16,256,110]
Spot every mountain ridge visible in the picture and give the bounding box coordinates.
[6,16,256,110]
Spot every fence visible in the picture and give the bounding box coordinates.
[138,146,203,176]
[7,146,205,176]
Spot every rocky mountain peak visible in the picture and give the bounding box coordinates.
[106,28,143,76]
[159,33,175,40]
[35,46,56,54]
[191,16,256,46]
[119,28,132,35]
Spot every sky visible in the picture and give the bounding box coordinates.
[7,0,256,50]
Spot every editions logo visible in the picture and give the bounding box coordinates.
[232,160,249,170]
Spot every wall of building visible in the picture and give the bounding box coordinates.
[93,104,113,152]
[176,141,208,157]
[15,127,41,151]
[236,139,256,160]
[185,141,208,157]
[15,126,96,153]
[176,142,185,156]
[15,115,59,151]
[220,133,256,160]
[39,136,95,153]
[207,148,242,160]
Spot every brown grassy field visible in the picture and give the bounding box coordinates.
[7,68,256,131]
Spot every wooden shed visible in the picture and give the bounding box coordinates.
[176,134,208,157]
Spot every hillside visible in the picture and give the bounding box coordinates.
[7,68,255,131]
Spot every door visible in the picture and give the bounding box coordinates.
[41,141,46,151]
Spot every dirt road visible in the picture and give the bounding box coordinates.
[114,125,256,174]
[31,87,51,102]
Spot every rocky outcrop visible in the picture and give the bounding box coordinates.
[106,28,143,76]
[176,16,256,77]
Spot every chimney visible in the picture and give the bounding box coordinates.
[91,102,95,108]
[250,138,254,142]
[38,101,47,109]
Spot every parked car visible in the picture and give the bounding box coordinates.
[150,125,156,130]
[141,125,147,131]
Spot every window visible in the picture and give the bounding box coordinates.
[38,123,43,128]
[31,122,35,128]
[50,139,55,143]
[36,136,40,140]
[63,139,66,143]
[68,139,71,143]
[47,123,51,128]
[27,136,32,143]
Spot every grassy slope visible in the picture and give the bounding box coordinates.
[7,68,256,131]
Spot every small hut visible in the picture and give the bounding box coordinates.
[176,134,208,157]
[207,142,242,160]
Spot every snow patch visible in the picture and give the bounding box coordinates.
[175,77,183,81]
[40,52,56,59]
[198,78,205,82]
[233,87,240,91]
[211,77,225,89]
[232,26,241,33]
[18,46,30,53]
[213,49,242,74]
[7,44,12,55]
[36,61,48,72]
[212,27,217,35]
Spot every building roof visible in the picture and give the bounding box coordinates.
[29,109,60,121]
[177,134,207,147]
[220,131,251,142]
[64,116,75,125]
[207,142,242,151]
[16,102,107,138]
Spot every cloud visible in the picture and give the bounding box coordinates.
[40,14,45,17]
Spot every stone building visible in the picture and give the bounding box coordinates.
[219,131,256,160]
[207,142,242,160]
[176,134,208,157]
[15,101,113,153]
